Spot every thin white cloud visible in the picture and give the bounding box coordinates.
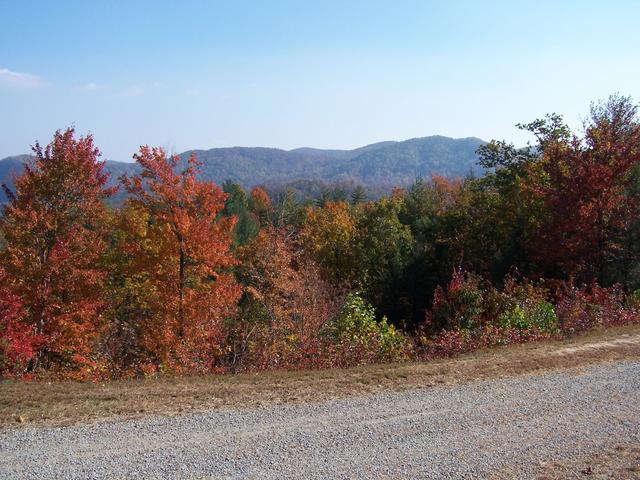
[114,85,145,98]
[0,68,42,88]
[185,88,200,97]
[83,82,110,92]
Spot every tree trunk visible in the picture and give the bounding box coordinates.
[178,236,185,339]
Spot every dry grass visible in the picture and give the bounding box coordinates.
[537,443,640,479]
[2,325,640,430]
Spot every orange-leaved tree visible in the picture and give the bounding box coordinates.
[234,227,341,370]
[0,128,115,377]
[121,147,240,373]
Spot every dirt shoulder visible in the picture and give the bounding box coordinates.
[2,325,640,430]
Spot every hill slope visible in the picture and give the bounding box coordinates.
[0,135,485,202]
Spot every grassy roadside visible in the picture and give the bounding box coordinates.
[536,443,640,480]
[2,324,640,430]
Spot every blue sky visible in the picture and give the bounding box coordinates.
[1,0,639,161]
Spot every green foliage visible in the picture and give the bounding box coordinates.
[498,305,528,330]
[627,290,640,309]
[222,181,259,246]
[354,197,413,323]
[350,185,367,205]
[328,293,407,359]
[531,301,558,332]
[498,300,558,333]
[476,140,535,170]
[328,293,379,343]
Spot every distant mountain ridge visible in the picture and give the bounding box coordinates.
[0,135,485,202]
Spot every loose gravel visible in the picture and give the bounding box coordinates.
[1,361,639,479]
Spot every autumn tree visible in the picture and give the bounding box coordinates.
[529,95,640,282]
[249,186,273,223]
[0,129,114,376]
[233,227,341,370]
[101,203,159,374]
[301,201,359,285]
[302,198,412,326]
[120,147,240,373]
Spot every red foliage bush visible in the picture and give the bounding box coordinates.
[555,283,640,334]
[425,268,484,333]
[419,325,553,359]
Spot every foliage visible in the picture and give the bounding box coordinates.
[232,227,342,370]
[555,283,639,334]
[222,181,260,246]
[527,95,640,283]
[0,268,43,377]
[0,129,114,378]
[498,301,557,333]
[327,292,409,363]
[426,268,484,332]
[419,274,559,357]
[301,201,359,284]
[2,95,640,380]
[119,147,241,374]
[354,197,413,322]
[419,324,552,359]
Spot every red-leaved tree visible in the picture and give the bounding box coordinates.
[0,129,114,377]
[529,95,640,282]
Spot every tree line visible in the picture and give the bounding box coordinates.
[1,94,640,379]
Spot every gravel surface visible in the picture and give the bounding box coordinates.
[1,361,639,479]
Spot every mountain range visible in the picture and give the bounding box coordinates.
[0,135,485,202]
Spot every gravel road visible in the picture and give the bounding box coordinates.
[2,361,639,479]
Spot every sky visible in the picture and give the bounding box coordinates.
[1,0,640,161]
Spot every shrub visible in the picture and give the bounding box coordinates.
[419,323,553,359]
[420,275,559,359]
[555,283,639,334]
[327,292,409,363]
[626,290,640,310]
[498,300,558,333]
[498,305,529,330]
[530,300,558,333]
[427,268,484,332]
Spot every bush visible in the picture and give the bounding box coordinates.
[427,268,484,332]
[556,283,639,334]
[328,292,409,363]
[498,305,528,330]
[498,300,558,333]
[530,300,558,333]
[626,290,640,310]
[419,274,560,359]
[419,323,553,359]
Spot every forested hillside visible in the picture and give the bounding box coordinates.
[1,95,640,380]
[0,136,484,203]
